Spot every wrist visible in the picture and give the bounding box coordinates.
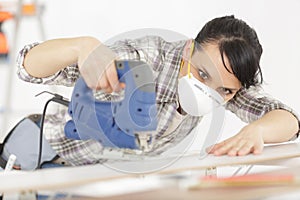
[75,36,101,57]
[249,120,269,143]
[251,110,299,143]
[76,36,117,68]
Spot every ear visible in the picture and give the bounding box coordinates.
[182,39,194,60]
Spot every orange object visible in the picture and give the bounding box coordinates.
[0,11,13,22]
[22,4,36,16]
[0,11,13,56]
[0,32,9,54]
[189,174,296,189]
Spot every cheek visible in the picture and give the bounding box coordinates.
[191,70,201,80]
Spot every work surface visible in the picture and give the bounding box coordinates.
[76,175,300,200]
[1,142,300,194]
[83,182,300,200]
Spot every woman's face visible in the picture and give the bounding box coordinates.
[181,42,241,102]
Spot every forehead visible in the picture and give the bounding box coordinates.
[191,43,241,89]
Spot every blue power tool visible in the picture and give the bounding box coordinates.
[64,60,158,151]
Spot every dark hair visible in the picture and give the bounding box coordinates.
[195,15,263,88]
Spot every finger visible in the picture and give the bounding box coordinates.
[253,143,264,155]
[97,76,112,92]
[237,142,254,156]
[213,140,234,156]
[105,63,121,92]
[206,145,215,154]
[228,140,247,156]
[208,140,226,153]
[210,136,237,154]
[80,70,99,90]
[80,56,103,90]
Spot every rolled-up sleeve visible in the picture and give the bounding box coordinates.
[16,43,79,87]
[108,36,168,70]
[226,86,300,139]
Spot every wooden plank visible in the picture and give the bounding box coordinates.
[1,142,300,193]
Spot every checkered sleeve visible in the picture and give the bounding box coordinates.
[16,42,79,87]
[108,36,169,70]
[226,86,300,137]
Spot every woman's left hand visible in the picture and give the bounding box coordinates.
[208,109,298,156]
[208,123,264,156]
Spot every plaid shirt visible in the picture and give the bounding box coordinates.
[17,36,299,166]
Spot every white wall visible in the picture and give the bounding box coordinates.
[1,0,300,138]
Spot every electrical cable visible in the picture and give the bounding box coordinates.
[35,92,69,170]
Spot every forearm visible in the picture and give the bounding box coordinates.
[252,109,299,143]
[23,36,101,78]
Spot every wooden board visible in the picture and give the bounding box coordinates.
[87,184,300,200]
[93,165,300,200]
[1,142,300,193]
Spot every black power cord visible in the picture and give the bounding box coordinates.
[35,91,69,169]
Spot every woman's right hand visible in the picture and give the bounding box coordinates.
[77,37,123,93]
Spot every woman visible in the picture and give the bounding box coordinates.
[5,15,299,169]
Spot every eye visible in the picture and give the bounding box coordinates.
[219,88,233,96]
[198,69,209,80]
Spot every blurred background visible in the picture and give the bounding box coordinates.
[0,0,299,142]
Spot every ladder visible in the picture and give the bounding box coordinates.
[0,0,45,136]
